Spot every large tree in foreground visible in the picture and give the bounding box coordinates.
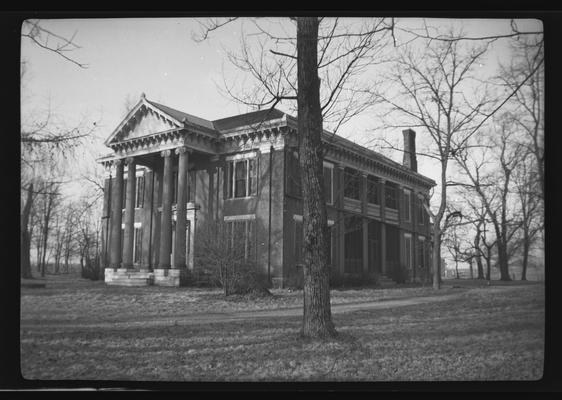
[296,17,336,338]
[195,17,394,338]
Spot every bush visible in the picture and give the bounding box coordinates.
[194,221,271,297]
[81,256,101,281]
[221,261,271,297]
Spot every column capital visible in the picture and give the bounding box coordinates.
[175,146,191,155]
[125,156,136,165]
[161,149,173,158]
[112,158,125,168]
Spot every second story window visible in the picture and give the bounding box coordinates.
[367,175,379,205]
[344,167,361,201]
[227,157,257,199]
[385,183,398,210]
[403,189,411,222]
[417,196,426,225]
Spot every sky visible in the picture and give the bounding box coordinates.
[21,16,543,203]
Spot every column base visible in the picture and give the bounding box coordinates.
[153,268,187,287]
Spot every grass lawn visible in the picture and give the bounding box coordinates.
[20,274,544,382]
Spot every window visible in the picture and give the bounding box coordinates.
[385,184,398,209]
[133,226,142,264]
[417,196,425,225]
[404,234,412,270]
[323,163,333,204]
[135,175,145,208]
[404,190,411,222]
[225,217,256,260]
[344,168,361,200]
[417,237,426,270]
[286,149,302,197]
[367,176,379,205]
[226,158,257,199]
[344,216,363,273]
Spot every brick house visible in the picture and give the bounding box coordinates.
[98,94,436,287]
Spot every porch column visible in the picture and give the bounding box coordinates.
[158,149,174,269]
[335,165,345,275]
[173,146,189,269]
[361,173,368,275]
[380,179,387,275]
[109,159,124,269]
[122,157,137,269]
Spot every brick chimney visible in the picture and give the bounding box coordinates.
[402,129,417,172]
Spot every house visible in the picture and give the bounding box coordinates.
[97,93,436,287]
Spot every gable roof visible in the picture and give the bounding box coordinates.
[147,100,216,131]
[212,108,286,132]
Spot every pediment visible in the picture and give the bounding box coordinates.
[105,101,182,145]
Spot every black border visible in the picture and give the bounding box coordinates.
[2,7,561,392]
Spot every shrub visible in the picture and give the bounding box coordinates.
[194,221,271,297]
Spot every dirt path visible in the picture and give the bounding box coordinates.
[21,290,469,331]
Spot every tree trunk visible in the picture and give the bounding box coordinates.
[432,229,441,289]
[297,17,336,339]
[41,193,54,277]
[521,235,529,281]
[496,242,511,281]
[21,184,34,279]
[476,255,484,280]
[469,259,474,279]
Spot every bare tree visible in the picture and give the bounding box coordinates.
[512,155,542,280]
[499,35,544,204]
[372,33,497,289]
[20,21,97,280]
[455,117,524,281]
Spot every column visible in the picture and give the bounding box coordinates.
[361,173,368,275]
[122,157,137,269]
[380,222,387,276]
[379,179,387,275]
[109,159,124,269]
[362,218,369,275]
[174,146,189,269]
[141,169,154,269]
[336,165,345,275]
[158,150,174,269]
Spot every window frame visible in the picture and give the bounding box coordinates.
[366,175,379,205]
[226,155,258,199]
[344,167,361,201]
[224,214,256,261]
[403,189,411,222]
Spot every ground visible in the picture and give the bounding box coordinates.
[20,273,544,382]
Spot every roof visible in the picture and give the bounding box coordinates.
[212,108,286,132]
[147,100,216,131]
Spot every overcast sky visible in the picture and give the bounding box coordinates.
[21,17,543,203]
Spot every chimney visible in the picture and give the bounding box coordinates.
[402,129,417,172]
